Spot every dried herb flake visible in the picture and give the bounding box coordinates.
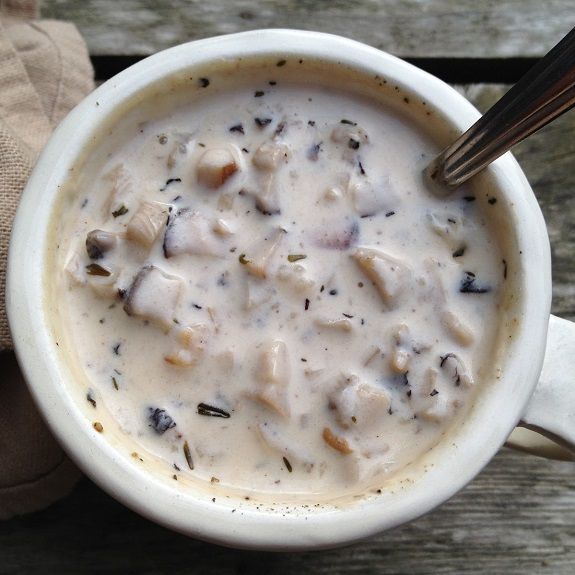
[197,403,230,418]
[112,205,128,218]
[255,117,272,128]
[183,441,194,469]
[283,457,293,473]
[86,263,111,277]
[288,254,307,262]
[229,123,244,134]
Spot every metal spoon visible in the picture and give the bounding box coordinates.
[426,26,575,195]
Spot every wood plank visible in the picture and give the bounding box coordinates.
[41,0,575,58]
[0,450,572,574]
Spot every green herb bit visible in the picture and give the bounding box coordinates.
[86,263,111,276]
[287,254,307,262]
[111,376,119,390]
[283,456,293,473]
[197,403,230,418]
[239,254,250,265]
[183,441,194,470]
[112,204,129,218]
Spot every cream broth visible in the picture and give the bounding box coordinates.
[54,63,504,499]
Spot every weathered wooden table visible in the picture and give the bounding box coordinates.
[2,2,575,573]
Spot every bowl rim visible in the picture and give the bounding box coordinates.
[6,29,551,550]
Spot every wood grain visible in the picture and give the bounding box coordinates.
[0,450,572,574]
[41,0,575,58]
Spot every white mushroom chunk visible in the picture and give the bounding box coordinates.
[126,201,170,248]
[86,266,118,300]
[85,229,117,260]
[330,123,369,148]
[441,310,475,346]
[352,247,410,308]
[329,375,390,431]
[212,218,234,237]
[418,395,455,423]
[439,353,474,387]
[64,250,86,286]
[314,318,353,333]
[390,324,412,374]
[164,209,227,258]
[276,264,315,293]
[253,340,290,417]
[252,173,282,216]
[196,147,239,188]
[252,141,290,172]
[349,178,397,218]
[166,132,194,169]
[322,186,342,203]
[241,227,285,279]
[123,265,183,331]
[427,211,466,251]
[101,164,134,218]
[164,323,210,367]
[257,423,313,470]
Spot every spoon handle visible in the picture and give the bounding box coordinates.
[428,26,575,192]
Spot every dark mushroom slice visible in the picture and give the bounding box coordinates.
[86,230,117,260]
[123,264,183,331]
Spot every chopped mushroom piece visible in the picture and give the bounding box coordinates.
[314,318,353,333]
[441,310,475,346]
[196,147,239,188]
[252,173,282,216]
[123,265,183,331]
[352,247,410,308]
[86,267,119,299]
[252,141,290,172]
[329,375,390,430]
[418,396,455,423]
[390,324,412,374]
[212,218,234,237]
[253,340,290,417]
[349,178,397,218]
[164,209,227,258]
[427,211,465,250]
[257,423,313,470]
[276,264,315,293]
[102,164,134,218]
[330,124,369,147]
[439,353,474,387]
[64,250,86,286]
[164,323,210,367]
[86,229,117,260]
[242,227,285,279]
[126,201,170,248]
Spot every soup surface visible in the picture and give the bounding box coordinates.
[53,61,504,499]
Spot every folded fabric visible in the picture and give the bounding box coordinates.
[0,1,94,519]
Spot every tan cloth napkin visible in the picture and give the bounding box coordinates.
[0,0,94,518]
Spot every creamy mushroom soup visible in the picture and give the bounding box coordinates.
[50,59,507,501]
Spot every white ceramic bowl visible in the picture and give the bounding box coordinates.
[7,30,557,550]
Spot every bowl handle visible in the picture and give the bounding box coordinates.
[506,314,575,461]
